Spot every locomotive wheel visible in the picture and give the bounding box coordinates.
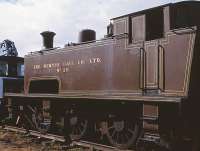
[64,104,89,140]
[69,114,88,140]
[30,106,51,133]
[15,106,33,130]
[106,118,140,149]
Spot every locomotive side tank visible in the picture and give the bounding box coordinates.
[5,1,200,150]
[25,2,196,100]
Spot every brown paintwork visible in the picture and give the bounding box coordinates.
[25,40,141,93]
[143,104,158,131]
[131,15,146,43]
[24,1,199,103]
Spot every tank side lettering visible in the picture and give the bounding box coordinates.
[32,57,102,73]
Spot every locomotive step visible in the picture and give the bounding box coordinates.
[140,116,158,124]
[138,133,160,143]
[136,133,167,151]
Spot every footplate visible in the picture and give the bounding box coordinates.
[137,133,164,151]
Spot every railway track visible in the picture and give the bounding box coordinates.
[2,125,134,151]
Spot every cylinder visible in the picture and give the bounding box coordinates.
[40,31,56,49]
[78,29,96,43]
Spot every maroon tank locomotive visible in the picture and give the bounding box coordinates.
[3,1,200,150]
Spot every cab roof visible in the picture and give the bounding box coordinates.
[111,1,200,21]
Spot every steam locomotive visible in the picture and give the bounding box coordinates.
[0,39,23,121]
[2,1,200,150]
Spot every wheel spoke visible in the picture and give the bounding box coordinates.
[80,122,85,127]
[30,105,51,133]
[108,126,114,131]
[121,133,126,144]
[78,127,82,134]
[124,133,129,142]
[71,127,75,135]
[116,132,120,143]
[75,127,78,135]
[106,118,140,149]
[66,112,88,140]
[128,128,134,135]
[111,130,116,138]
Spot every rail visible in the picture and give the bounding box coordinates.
[2,125,134,151]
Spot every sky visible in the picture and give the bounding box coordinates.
[0,0,185,56]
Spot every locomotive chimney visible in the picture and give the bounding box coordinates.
[40,31,56,49]
[79,29,96,43]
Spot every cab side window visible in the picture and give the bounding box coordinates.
[130,7,164,43]
[170,4,193,29]
[0,61,8,76]
[146,8,164,41]
[17,63,24,77]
